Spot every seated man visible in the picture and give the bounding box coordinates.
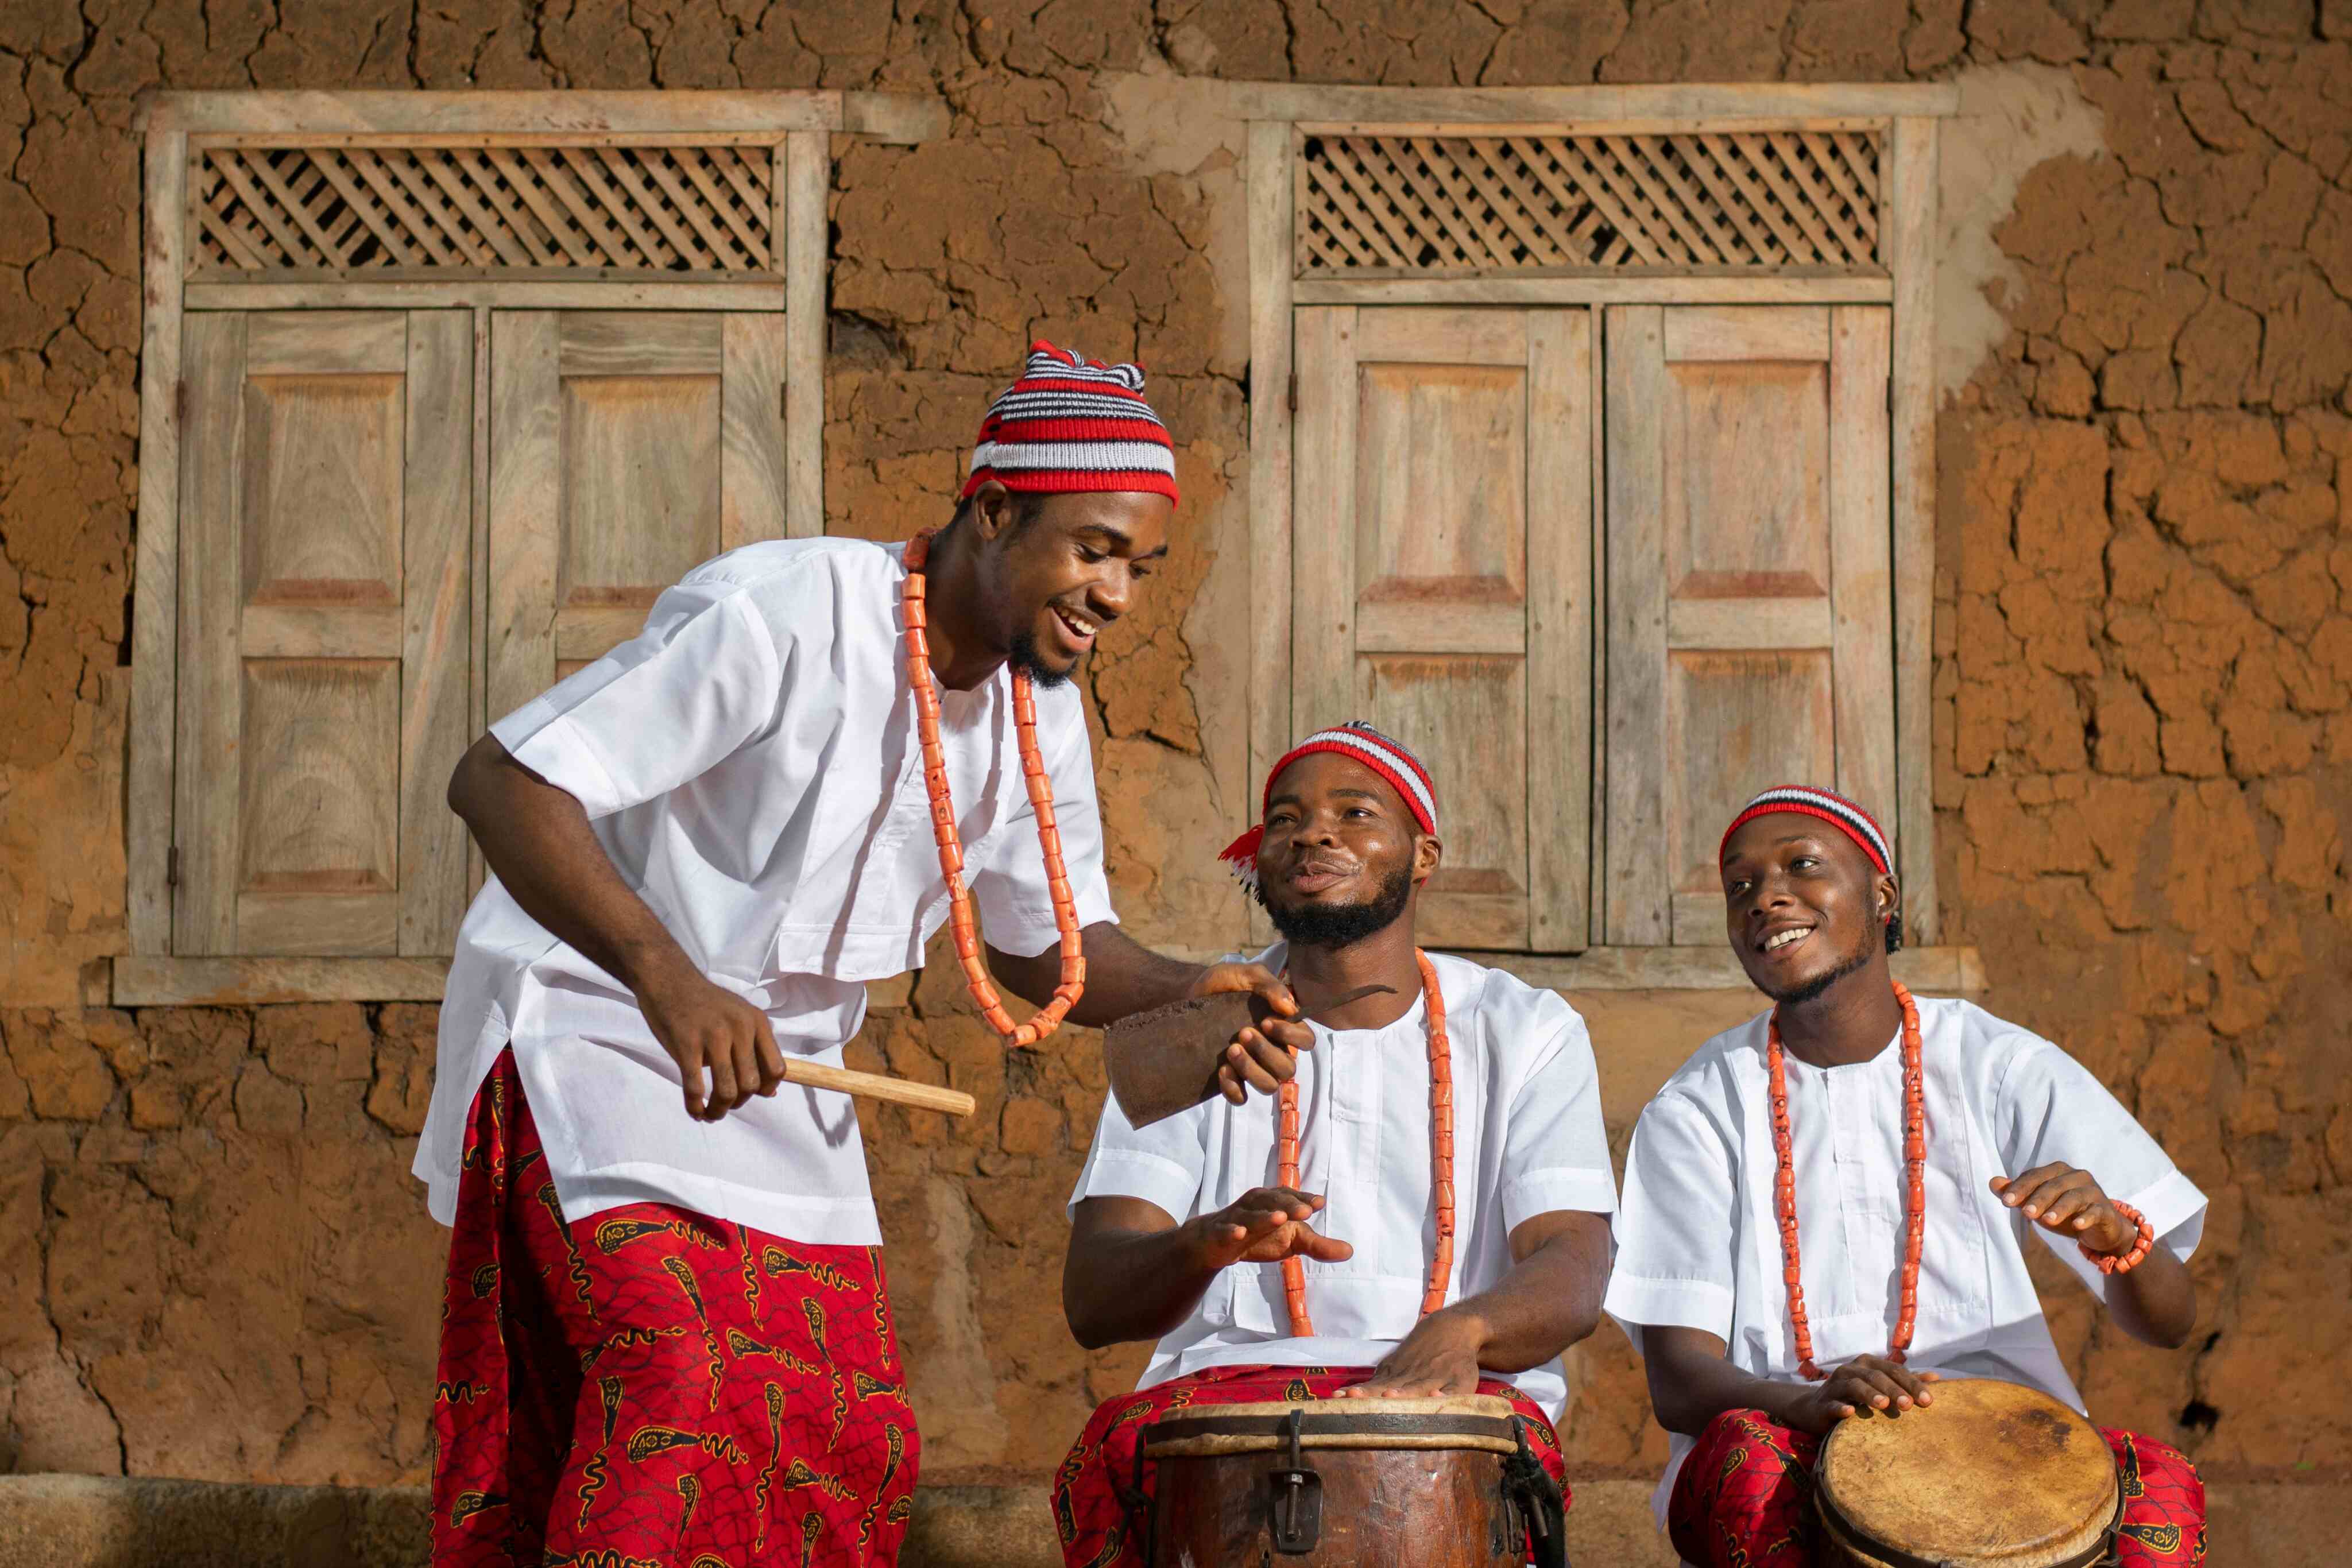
[1606,785,2208,1567]
[1053,722,1618,1567]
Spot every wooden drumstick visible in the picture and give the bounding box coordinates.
[780,1058,976,1117]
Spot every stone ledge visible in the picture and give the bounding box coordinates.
[0,1472,2338,1566]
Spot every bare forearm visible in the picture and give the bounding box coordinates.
[1645,1333,1817,1437]
[448,737,694,994]
[1063,1221,1221,1349]
[2104,1246,2196,1348]
[991,920,1204,1026]
[1451,1213,1610,1374]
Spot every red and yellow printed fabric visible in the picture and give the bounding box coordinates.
[433,1051,920,1567]
[1051,1363,1568,1568]
[1666,1407,2207,1567]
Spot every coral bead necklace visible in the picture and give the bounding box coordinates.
[1278,950,1455,1337]
[1768,979,1926,1380]
[900,529,1085,1046]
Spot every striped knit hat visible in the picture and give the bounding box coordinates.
[961,341,1178,504]
[1217,721,1437,890]
[1719,785,1893,876]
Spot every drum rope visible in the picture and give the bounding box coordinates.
[1769,979,1926,1380]
[902,528,1086,1046]
[1277,950,1454,1336]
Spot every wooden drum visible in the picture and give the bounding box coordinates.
[1815,1379,2122,1567]
[1137,1395,1565,1567]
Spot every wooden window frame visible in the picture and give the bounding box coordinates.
[119,91,941,1006]
[1245,83,1976,989]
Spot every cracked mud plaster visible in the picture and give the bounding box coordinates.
[2,0,2350,1490]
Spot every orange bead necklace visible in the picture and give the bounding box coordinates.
[900,529,1085,1046]
[1767,979,1925,1380]
[1278,950,1454,1337]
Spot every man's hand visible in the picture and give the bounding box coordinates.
[1786,1354,1939,1435]
[1187,1186,1355,1269]
[1993,1164,2138,1255]
[1336,1310,1488,1400]
[1189,963,1314,1104]
[636,965,787,1121]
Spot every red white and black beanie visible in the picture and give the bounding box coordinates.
[1719,784,1902,945]
[961,340,1179,505]
[1217,721,1438,890]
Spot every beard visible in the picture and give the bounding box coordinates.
[1758,938,1877,1006]
[1008,627,1075,689]
[1258,862,1414,951]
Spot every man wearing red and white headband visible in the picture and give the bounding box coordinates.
[1052,721,1619,1568]
[1606,784,2210,1566]
[419,343,1298,1568]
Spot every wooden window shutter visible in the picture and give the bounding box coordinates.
[172,310,474,957]
[486,309,789,716]
[1292,305,1594,953]
[1602,304,1894,946]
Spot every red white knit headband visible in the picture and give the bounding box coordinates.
[1217,721,1438,889]
[962,340,1178,504]
[1719,784,1893,877]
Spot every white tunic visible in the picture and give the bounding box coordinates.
[1069,947,1620,1420]
[414,537,1117,1245]
[1603,997,2207,1522]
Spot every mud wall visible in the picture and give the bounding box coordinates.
[1,0,2346,1489]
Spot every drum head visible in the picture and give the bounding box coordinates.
[1142,1394,1525,1458]
[1816,1380,2119,1567]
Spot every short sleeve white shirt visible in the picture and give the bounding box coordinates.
[413,537,1116,1245]
[1603,997,2206,1521]
[1069,947,1619,1420]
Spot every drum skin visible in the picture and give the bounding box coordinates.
[1142,1396,1526,1567]
[1815,1379,2121,1568]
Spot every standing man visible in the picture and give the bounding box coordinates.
[1053,722,1619,1567]
[420,343,1297,1567]
[1606,785,2209,1567]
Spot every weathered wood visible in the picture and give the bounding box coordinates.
[144,91,864,137]
[1291,275,1893,306]
[1667,598,1835,651]
[130,129,188,954]
[469,305,490,900]
[783,130,826,538]
[1662,304,1829,363]
[400,310,474,955]
[722,312,791,549]
[187,281,788,309]
[1295,116,1894,141]
[243,308,406,373]
[1351,305,1526,364]
[1888,117,1939,945]
[486,310,560,722]
[556,309,721,375]
[1525,308,1591,950]
[238,891,400,955]
[1245,122,1295,948]
[1355,601,1526,656]
[554,605,650,664]
[1602,305,1668,944]
[1289,307,1356,741]
[173,312,249,954]
[1226,83,1959,125]
[240,604,404,658]
[1488,944,1987,995]
[1829,307,1897,831]
[1585,307,1608,943]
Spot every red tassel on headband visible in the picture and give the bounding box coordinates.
[1218,721,1437,889]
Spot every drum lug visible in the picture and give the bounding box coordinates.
[1267,1409,1324,1555]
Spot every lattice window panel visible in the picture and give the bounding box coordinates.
[189,143,778,274]
[1297,130,1883,275]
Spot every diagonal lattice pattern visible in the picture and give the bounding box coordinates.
[190,143,777,273]
[1297,130,1883,274]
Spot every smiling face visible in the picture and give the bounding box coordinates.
[1254,750,1441,950]
[1720,811,1899,1004]
[966,484,1173,686]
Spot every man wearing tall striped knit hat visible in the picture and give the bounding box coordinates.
[1607,784,2210,1567]
[1053,721,1620,1568]
[419,343,1301,1568]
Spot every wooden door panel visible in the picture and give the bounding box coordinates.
[492,308,786,713]
[1294,305,1592,953]
[175,308,472,958]
[1604,303,1891,946]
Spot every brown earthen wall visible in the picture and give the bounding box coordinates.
[1,0,2345,1491]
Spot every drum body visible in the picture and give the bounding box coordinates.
[1139,1395,1553,1567]
[1814,1379,2122,1567]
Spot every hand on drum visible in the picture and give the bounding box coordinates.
[1187,962,1314,1104]
[1793,1354,1939,1434]
[1334,1311,1487,1401]
[1190,1186,1354,1269]
[1991,1163,2137,1255]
